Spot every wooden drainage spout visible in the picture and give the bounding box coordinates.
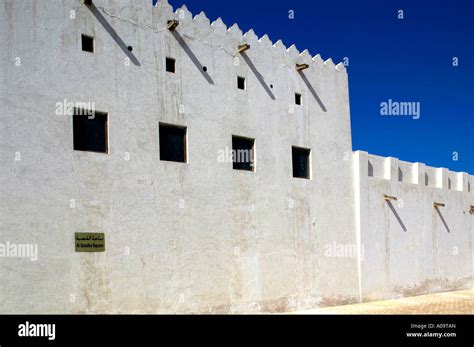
[237,44,250,53]
[296,63,309,71]
[167,20,179,31]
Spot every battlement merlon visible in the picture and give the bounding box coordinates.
[354,151,474,193]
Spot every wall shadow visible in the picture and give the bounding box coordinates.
[298,71,327,112]
[170,30,214,85]
[86,3,140,66]
[435,207,451,233]
[386,200,407,232]
[240,52,275,100]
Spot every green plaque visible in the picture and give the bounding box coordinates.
[75,233,105,252]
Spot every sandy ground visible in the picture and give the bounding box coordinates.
[292,289,474,314]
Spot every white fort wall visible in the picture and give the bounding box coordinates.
[0,0,472,313]
[354,151,474,301]
[0,0,359,313]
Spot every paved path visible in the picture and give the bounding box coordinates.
[293,289,474,314]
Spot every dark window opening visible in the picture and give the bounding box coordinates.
[295,93,302,105]
[166,57,176,73]
[81,34,94,53]
[237,76,246,90]
[73,111,107,153]
[292,146,310,179]
[159,123,186,163]
[232,135,255,172]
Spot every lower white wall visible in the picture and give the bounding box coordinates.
[354,151,474,301]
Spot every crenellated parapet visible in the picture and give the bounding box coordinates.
[355,151,474,194]
[151,0,345,72]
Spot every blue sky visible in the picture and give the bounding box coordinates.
[158,0,473,173]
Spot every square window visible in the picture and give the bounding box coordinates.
[159,123,186,163]
[295,93,302,105]
[166,57,176,73]
[232,135,254,171]
[292,146,310,179]
[73,111,108,153]
[237,76,246,90]
[81,34,94,53]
